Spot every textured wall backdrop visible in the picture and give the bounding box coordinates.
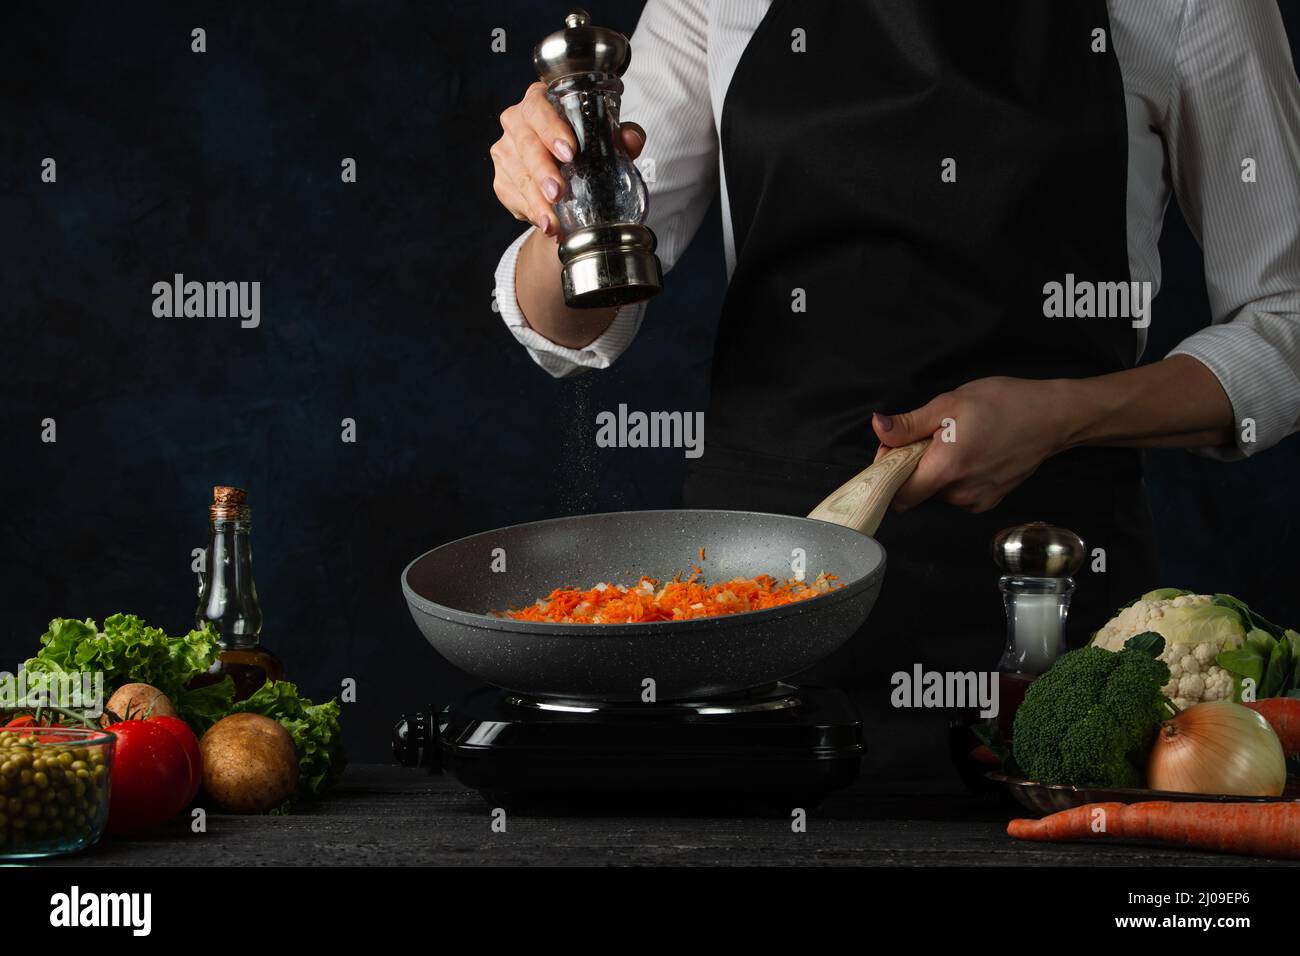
[1,1,1297,761]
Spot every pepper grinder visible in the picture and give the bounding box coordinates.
[534,9,663,308]
[991,522,1086,675]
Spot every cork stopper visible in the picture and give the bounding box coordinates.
[210,486,251,522]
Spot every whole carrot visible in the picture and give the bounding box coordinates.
[1245,698,1300,757]
[1008,801,1300,859]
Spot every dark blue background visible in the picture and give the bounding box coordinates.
[1,1,1297,761]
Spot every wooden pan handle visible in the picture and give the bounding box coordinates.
[806,439,931,536]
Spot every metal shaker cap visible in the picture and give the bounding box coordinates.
[992,522,1085,577]
[534,9,631,84]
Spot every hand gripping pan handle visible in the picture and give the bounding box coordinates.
[806,439,931,536]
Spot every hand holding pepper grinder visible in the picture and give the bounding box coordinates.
[534,9,663,308]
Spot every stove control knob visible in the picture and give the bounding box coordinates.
[392,708,441,772]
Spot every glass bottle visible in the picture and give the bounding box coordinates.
[950,522,1085,794]
[992,522,1085,736]
[190,486,285,700]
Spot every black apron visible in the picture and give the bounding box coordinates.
[683,0,1158,789]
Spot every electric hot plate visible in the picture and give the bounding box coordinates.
[393,683,863,814]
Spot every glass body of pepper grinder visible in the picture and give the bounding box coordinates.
[990,521,1086,736]
[534,8,663,308]
[190,486,285,700]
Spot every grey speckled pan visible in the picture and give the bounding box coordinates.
[402,441,929,702]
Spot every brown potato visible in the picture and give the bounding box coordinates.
[103,682,177,725]
[200,713,299,813]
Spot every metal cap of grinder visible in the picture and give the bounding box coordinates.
[534,10,663,309]
[534,9,631,83]
[991,521,1087,578]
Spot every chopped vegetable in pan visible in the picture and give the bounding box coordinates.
[497,570,840,624]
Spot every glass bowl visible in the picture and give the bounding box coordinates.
[0,726,114,859]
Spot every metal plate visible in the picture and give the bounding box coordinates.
[987,771,1300,816]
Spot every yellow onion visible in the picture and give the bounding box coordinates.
[1148,701,1286,797]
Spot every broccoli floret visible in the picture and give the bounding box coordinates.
[1012,637,1173,788]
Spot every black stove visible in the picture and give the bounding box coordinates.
[393,684,863,814]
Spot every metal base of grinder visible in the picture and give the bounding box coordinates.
[559,222,663,309]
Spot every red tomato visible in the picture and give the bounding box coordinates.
[149,715,203,802]
[4,715,66,741]
[106,720,192,835]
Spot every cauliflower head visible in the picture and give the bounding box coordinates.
[1091,589,1244,709]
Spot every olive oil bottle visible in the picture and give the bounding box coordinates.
[190,486,285,700]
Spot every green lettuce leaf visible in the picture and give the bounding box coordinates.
[174,678,237,736]
[25,614,224,724]
[232,680,346,805]
[19,615,344,809]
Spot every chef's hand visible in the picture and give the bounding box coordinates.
[871,377,1072,514]
[492,81,646,238]
[872,358,1236,514]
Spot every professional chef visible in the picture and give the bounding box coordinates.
[490,0,1300,784]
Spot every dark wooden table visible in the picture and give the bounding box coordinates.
[36,764,1293,866]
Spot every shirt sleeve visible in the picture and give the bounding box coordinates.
[1162,0,1300,459]
[494,0,719,378]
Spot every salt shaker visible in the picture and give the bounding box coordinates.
[991,522,1086,675]
[534,9,663,308]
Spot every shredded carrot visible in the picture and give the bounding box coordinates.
[699,546,706,561]
[499,570,839,624]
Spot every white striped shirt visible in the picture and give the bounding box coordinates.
[495,0,1300,459]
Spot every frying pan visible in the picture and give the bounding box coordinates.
[402,440,929,701]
